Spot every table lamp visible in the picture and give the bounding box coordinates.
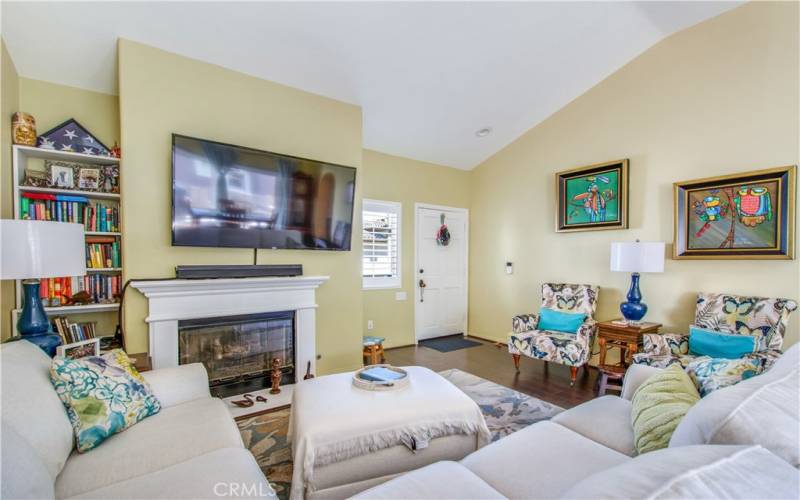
[610,241,665,323]
[0,220,86,356]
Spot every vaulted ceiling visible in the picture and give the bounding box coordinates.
[2,1,739,169]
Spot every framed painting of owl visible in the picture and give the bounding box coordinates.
[674,165,796,259]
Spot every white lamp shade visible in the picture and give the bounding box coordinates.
[610,241,665,273]
[0,220,86,279]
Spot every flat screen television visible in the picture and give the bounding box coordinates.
[172,134,356,250]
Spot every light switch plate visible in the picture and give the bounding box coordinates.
[395,291,407,301]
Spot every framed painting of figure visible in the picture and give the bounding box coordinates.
[674,165,796,259]
[556,159,629,232]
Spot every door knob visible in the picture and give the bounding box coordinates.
[418,279,427,302]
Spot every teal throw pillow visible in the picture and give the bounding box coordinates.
[538,307,586,334]
[50,349,161,452]
[689,326,757,359]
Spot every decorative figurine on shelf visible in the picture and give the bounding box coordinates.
[12,112,37,146]
[303,360,315,380]
[63,291,92,306]
[270,358,282,394]
[110,141,121,159]
[436,213,451,246]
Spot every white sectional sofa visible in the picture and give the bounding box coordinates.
[356,344,800,499]
[1,339,272,499]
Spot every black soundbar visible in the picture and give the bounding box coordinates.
[175,264,303,279]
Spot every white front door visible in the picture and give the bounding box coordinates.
[415,205,468,341]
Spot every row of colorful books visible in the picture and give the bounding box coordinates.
[39,275,122,307]
[20,193,119,232]
[86,239,121,269]
[52,317,97,344]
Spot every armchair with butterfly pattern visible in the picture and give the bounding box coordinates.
[508,283,600,386]
[632,292,798,373]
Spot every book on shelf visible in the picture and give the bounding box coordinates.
[85,239,121,269]
[51,317,97,344]
[20,193,119,232]
[39,275,121,307]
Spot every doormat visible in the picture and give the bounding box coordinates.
[419,334,481,352]
[237,370,562,500]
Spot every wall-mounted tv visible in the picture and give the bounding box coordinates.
[172,134,356,250]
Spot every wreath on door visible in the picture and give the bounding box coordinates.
[436,213,451,246]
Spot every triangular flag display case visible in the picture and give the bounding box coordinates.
[37,118,112,157]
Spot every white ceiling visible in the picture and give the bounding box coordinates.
[1,1,739,169]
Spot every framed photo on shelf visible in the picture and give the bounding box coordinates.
[48,162,76,189]
[23,168,48,187]
[556,159,629,232]
[56,338,100,359]
[78,167,101,190]
[674,165,796,260]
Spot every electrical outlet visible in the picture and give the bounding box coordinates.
[367,320,374,330]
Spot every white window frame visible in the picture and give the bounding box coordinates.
[362,199,402,290]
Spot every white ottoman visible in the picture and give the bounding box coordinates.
[290,366,490,499]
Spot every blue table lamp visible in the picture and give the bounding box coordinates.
[0,220,86,356]
[610,241,665,323]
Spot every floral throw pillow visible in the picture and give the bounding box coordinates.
[50,349,161,452]
[685,356,762,397]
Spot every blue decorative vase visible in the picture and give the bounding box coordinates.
[17,280,61,357]
[620,272,648,322]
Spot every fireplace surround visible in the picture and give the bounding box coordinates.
[130,276,328,392]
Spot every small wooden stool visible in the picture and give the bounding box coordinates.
[362,336,386,366]
[597,364,625,396]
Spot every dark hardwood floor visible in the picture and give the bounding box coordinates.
[385,336,599,409]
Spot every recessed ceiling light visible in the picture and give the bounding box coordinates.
[475,127,492,137]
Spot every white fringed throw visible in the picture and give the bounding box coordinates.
[289,366,491,499]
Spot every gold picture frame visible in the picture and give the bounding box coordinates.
[555,159,629,232]
[673,165,796,260]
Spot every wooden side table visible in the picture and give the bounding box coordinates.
[128,352,152,372]
[597,320,661,367]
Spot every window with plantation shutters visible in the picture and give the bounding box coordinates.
[362,199,401,289]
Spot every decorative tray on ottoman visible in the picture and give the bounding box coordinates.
[352,365,409,391]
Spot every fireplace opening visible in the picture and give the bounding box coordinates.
[178,311,295,398]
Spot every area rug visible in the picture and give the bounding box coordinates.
[237,369,562,499]
[419,334,481,352]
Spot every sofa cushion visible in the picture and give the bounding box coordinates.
[353,461,504,500]
[688,326,758,359]
[55,397,244,498]
[1,422,56,499]
[50,349,162,452]
[631,364,699,454]
[562,445,799,499]
[0,340,74,480]
[69,448,272,499]
[461,421,629,499]
[670,344,799,466]
[552,395,635,456]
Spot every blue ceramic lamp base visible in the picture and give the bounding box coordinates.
[620,272,648,323]
[17,280,61,357]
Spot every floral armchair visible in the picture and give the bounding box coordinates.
[508,283,600,386]
[632,292,798,373]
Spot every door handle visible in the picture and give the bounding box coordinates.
[418,279,427,302]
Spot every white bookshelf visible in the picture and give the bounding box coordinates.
[11,145,123,324]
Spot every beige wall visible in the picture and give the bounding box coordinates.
[468,2,800,354]
[18,78,120,149]
[1,39,20,339]
[117,40,364,373]
[361,150,470,348]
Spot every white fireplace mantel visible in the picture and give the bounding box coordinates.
[131,276,329,374]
